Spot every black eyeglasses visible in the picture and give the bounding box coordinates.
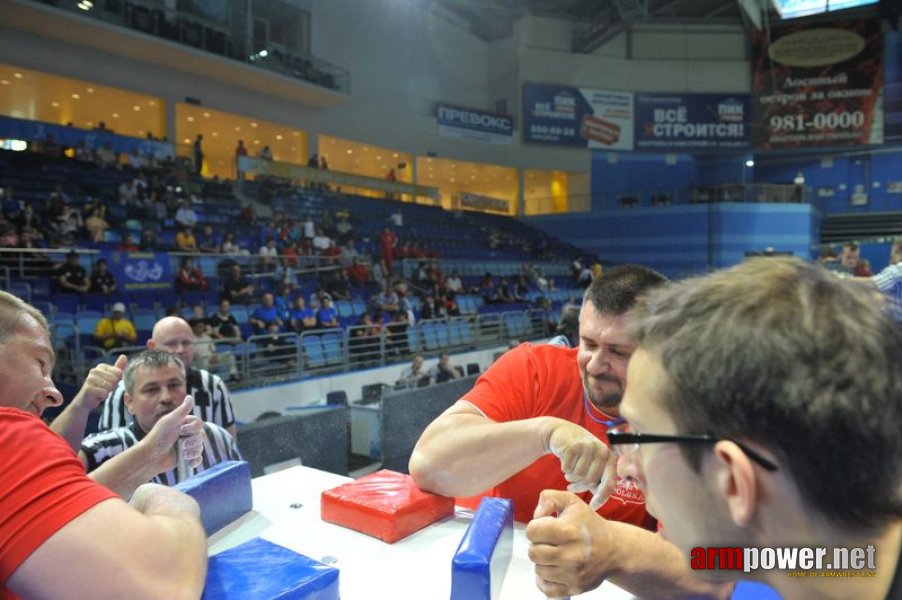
[607,427,778,472]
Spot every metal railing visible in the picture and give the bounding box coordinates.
[58,310,555,388]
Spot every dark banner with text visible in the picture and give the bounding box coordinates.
[751,19,882,149]
[635,94,750,150]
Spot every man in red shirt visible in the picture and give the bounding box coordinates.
[410,266,731,599]
[378,227,398,275]
[0,291,207,599]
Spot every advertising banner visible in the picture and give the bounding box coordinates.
[104,251,173,292]
[750,19,882,149]
[634,94,750,150]
[523,83,633,150]
[436,104,513,144]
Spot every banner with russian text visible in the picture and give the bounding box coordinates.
[885,30,902,142]
[634,94,750,150]
[436,103,513,144]
[523,83,634,150]
[751,19,882,149]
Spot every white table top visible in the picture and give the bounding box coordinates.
[209,466,637,600]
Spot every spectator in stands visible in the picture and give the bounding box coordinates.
[56,250,90,293]
[420,295,446,320]
[312,227,332,253]
[288,296,317,334]
[347,256,370,286]
[0,292,208,599]
[548,304,580,348]
[191,321,239,383]
[209,299,242,342]
[174,199,198,229]
[117,232,139,252]
[197,224,218,253]
[258,237,279,273]
[15,203,43,241]
[193,134,203,176]
[57,203,84,245]
[74,138,94,162]
[220,231,246,255]
[480,272,501,305]
[387,207,403,227]
[397,354,428,388]
[235,140,247,181]
[513,275,530,302]
[1,187,21,221]
[222,263,254,304]
[316,294,339,329]
[429,352,462,384]
[335,214,353,242]
[89,258,117,294]
[302,215,316,242]
[840,241,872,277]
[175,257,207,292]
[84,207,110,244]
[95,142,117,168]
[139,228,158,252]
[349,310,383,365]
[79,350,240,485]
[497,277,514,303]
[386,309,410,357]
[379,227,398,275]
[257,322,295,367]
[249,292,283,335]
[187,304,209,334]
[445,270,463,298]
[259,145,273,161]
[175,226,198,252]
[94,302,137,350]
[374,283,400,316]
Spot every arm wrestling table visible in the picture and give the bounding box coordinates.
[207,465,637,600]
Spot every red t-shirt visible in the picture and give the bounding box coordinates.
[0,409,117,599]
[458,343,655,528]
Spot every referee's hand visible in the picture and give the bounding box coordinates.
[74,354,127,412]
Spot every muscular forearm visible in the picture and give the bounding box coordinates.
[409,412,558,497]
[89,442,168,499]
[607,522,734,600]
[50,400,92,452]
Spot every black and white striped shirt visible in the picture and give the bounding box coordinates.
[80,420,242,486]
[98,367,235,432]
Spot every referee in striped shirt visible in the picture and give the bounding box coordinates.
[98,316,237,438]
[865,239,902,322]
[80,350,240,488]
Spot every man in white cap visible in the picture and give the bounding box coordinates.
[93,302,137,350]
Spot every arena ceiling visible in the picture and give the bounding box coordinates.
[433,0,745,48]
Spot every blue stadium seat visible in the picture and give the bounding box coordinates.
[322,332,343,366]
[302,335,326,369]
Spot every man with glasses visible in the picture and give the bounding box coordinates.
[411,266,732,598]
[53,316,237,449]
[532,257,901,599]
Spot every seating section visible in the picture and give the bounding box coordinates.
[0,149,590,387]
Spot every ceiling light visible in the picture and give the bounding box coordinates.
[184,138,191,144]
[86,87,94,93]
[187,116,195,122]
[149,100,156,106]
[393,153,398,158]
[112,112,119,118]
[251,122,258,128]
[203,112,210,117]
[86,121,93,127]
[253,140,260,144]
[276,135,282,140]
[51,102,59,107]
[211,132,218,137]
[234,126,241,131]
[71,93,80,99]
[133,105,141,111]
[0,80,8,85]
[346,149,353,154]
[13,73,23,79]
[291,147,296,151]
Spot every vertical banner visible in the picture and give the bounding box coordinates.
[523,83,634,150]
[751,19,882,149]
[634,94,750,150]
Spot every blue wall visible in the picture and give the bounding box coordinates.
[591,152,698,209]
[525,203,819,279]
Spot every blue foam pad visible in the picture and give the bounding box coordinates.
[451,497,514,600]
[174,460,253,535]
[203,537,339,600]
[731,581,782,600]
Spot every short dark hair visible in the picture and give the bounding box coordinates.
[583,264,667,316]
[629,257,902,529]
[123,350,185,396]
